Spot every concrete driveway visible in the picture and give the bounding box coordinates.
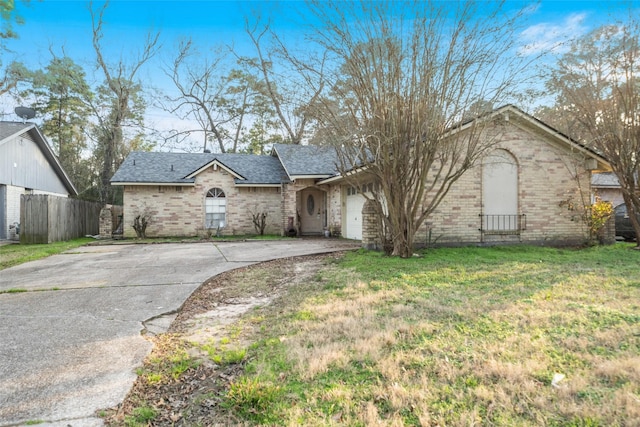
[0,239,358,427]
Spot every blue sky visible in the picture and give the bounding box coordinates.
[6,1,635,72]
[5,1,313,71]
[1,0,638,140]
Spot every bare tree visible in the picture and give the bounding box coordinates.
[546,17,640,248]
[90,0,160,203]
[164,42,276,153]
[245,18,326,144]
[164,40,233,153]
[305,0,532,257]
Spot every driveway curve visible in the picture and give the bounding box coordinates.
[0,239,358,427]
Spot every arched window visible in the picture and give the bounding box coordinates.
[205,188,226,229]
[482,149,518,230]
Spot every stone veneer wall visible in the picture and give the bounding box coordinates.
[121,166,282,238]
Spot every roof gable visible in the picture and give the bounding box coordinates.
[271,143,340,179]
[461,105,611,171]
[186,159,246,180]
[0,121,77,195]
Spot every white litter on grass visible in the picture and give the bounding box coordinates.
[551,373,566,388]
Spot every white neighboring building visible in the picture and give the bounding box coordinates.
[0,122,77,240]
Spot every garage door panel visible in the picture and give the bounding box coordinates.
[345,192,365,240]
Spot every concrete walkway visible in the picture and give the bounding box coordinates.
[0,239,358,427]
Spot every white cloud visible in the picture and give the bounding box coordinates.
[518,13,588,56]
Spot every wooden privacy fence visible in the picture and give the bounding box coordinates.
[20,195,102,244]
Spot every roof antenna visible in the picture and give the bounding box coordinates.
[14,107,36,124]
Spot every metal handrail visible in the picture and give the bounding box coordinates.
[479,214,526,234]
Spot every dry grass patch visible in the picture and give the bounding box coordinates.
[238,245,640,426]
[105,245,640,426]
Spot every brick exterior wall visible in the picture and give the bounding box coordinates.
[120,120,603,245]
[281,179,308,235]
[326,184,342,236]
[121,166,282,238]
[417,122,595,246]
[361,199,379,250]
[99,206,113,238]
[277,179,342,237]
[280,179,322,235]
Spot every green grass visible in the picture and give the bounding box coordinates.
[0,238,93,271]
[136,335,200,386]
[0,288,28,294]
[219,243,640,426]
[199,339,247,366]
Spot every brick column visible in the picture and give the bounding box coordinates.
[361,199,380,250]
[99,206,113,239]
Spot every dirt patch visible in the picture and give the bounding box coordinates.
[102,252,344,426]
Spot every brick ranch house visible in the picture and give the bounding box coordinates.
[111,105,611,246]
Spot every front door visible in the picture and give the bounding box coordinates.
[300,188,324,235]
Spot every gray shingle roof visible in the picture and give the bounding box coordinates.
[110,151,288,185]
[592,172,620,187]
[218,153,289,184]
[272,143,340,177]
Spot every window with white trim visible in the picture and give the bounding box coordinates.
[205,188,226,229]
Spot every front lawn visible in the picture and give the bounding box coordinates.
[110,243,640,426]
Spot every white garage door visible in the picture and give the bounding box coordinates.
[345,187,366,240]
